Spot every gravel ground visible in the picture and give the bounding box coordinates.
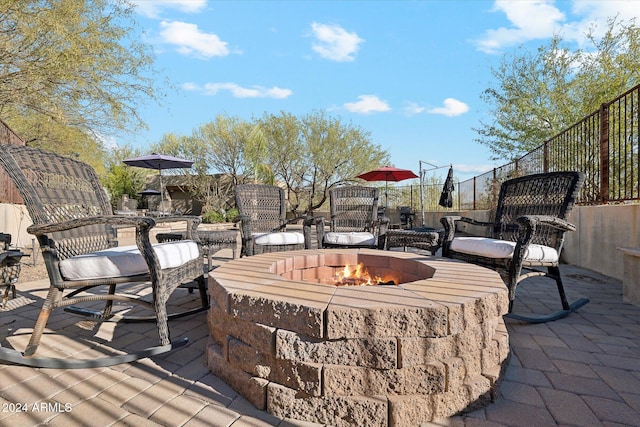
[16,261,49,283]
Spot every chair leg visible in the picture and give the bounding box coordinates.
[24,287,63,356]
[505,266,590,323]
[102,283,116,318]
[548,266,571,311]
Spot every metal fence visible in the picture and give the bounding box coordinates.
[393,83,640,211]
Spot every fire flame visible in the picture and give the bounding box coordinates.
[333,262,386,286]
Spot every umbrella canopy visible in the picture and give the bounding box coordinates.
[438,166,455,208]
[356,166,419,183]
[123,153,193,202]
[356,166,419,206]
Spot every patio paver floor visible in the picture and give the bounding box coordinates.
[1,247,639,426]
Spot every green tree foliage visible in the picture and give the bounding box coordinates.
[476,17,640,161]
[155,111,390,215]
[102,144,147,209]
[0,0,160,171]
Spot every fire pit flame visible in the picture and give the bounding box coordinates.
[332,262,397,286]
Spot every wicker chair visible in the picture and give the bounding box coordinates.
[441,171,588,323]
[235,184,311,256]
[312,186,389,249]
[0,144,207,368]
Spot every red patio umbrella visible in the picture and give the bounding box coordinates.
[356,166,419,206]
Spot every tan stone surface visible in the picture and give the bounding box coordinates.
[323,362,446,396]
[206,340,268,410]
[267,382,388,427]
[228,280,332,339]
[227,338,322,396]
[208,298,276,356]
[208,250,510,425]
[275,329,398,369]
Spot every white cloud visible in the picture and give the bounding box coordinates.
[184,82,293,99]
[159,21,228,59]
[427,98,469,117]
[131,0,207,18]
[475,0,640,53]
[404,102,426,116]
[343,95,391,114]
[475,0,566,53]
[311,23,364,62]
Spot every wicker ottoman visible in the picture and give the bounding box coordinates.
[384,228,442,254]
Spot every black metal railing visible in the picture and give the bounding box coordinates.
[397,83,640,211]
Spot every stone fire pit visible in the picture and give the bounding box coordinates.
[207,249,510,426]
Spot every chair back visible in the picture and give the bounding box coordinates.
[235,184,286,233]
[493,172,584,249]
[0,144,116,259]
[329,186,380,232]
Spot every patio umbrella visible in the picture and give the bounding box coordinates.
[438,166,455,208]
[123,153,193,203]
[356,166,419,206]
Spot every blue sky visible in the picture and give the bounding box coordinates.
[124,0,640,182]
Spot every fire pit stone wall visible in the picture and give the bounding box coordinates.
[207,249,510,426]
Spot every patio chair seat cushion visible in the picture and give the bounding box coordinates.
[324,232,376,247]
[253,231,305,246]
[59,241,200,281]
[450,237,558,263]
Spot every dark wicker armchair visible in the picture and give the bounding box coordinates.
[0,144,207,368]
[441,171,588,323]
[235,184,311,256]
[313,186,389,249]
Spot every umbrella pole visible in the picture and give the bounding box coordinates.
[159,170,164,204]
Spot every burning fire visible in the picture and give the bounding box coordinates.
[332,263,396,286]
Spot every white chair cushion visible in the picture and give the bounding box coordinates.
[253,231,305,246]
[324,232,376,246]
[59,241,200,281]
[450,237,558,263]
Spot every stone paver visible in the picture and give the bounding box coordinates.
[1,251,639,426]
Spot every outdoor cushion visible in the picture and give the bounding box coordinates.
[59,241,200,281]
[253,231,305,246]
[450,237,558,263]
[324,231,376,246]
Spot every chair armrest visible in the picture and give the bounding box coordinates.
[516,215,576,233]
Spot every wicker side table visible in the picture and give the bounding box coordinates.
[1,233,25,307]
[156,229,238,271]
[384,228,442,254]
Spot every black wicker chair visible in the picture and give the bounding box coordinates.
[235,184,311,256]
[0,144,207,368]
[441,172,588,323]
[312,186,389,249]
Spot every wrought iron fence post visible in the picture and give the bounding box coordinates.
[599,103,610,203]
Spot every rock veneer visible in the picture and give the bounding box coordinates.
[207,249,510,426]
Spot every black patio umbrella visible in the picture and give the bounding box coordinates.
[438,166,455,208]
[123,153,193,203]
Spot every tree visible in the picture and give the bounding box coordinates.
[102,144,147,209]
[476,17,640,161]
[261,110,389,213]
[0,0,160,169]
